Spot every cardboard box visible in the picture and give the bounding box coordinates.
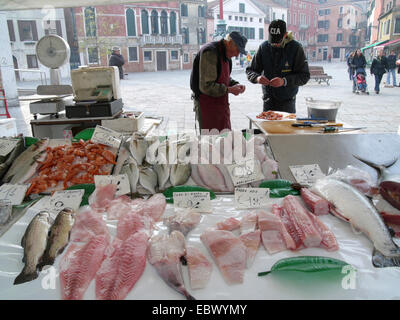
[101,111,144,133]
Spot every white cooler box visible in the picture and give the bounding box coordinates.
[0,119,17,137]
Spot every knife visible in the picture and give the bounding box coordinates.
[292,122,343,127]
[321,126,366,133]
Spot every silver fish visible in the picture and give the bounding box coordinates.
[145,139,161,165]
[148,231,195,300]
[312,178,400,267]
[3,138,49,184]
[38,208,75,270]
[154,164,170,191]
[353,155,400,210]
[121,159,140,194]
[170,164,191,186]
[139,166,158,194]
[14,211,52,285]
[130,137,148,165]
[0,137,25,181]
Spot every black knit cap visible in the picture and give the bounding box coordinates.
[268,19,287,44]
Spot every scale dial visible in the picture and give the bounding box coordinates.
[35,35,70,69]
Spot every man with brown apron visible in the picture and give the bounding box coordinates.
[190,32,247,133]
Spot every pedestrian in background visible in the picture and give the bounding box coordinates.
[370,49,388,94]
[347,51,355,81]
[396,53,400,87]
[386,50,397,86]
[349,49,366,92]
[109,47,125,80]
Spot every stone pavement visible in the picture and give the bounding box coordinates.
[6,61,400,137]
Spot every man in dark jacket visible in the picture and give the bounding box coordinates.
[109,47,125,80]
[371,49,388,94]
[386,50,397,86]
[246,20,310,114]
[190,31,247,132]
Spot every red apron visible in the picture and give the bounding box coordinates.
[199,50,231,132]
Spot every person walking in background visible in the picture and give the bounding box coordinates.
[386,50,397,86]
[109,47,125,80]
[347,51,355,81]
[349,49,366,92]
[370,49,388,94]
[397,53,400,87]
[246,19,310,114]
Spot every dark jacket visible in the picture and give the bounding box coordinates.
[371,56,388,76]
[350,54,366,69]
[109,53,125,79]
[190,40,238,99]
[246,32,310,102]
[387,54,397,69]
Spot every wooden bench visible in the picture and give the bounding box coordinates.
[309,66,333,85]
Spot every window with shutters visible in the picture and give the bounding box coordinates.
[18,20,38,41]
[88,47,99,64]
[26,55,38,68]
[336,33,343,41]
[141,10,149,34]
[395,17,400,34]
[171,50,178,60]
[128,47,138,61]
[333,47,340,58]
[337,18,342,28]
[84,7,96,37]
[259,28,264,40]
[181,4,188,17]
[126,8,136,37]
[386,20,391,34]
[43,20,62,37]
[239,3,245,13]
[182,27,189,44]
[198,6,205,17]
[144,50,152,62]
[7,20,15,41]
[170,11,177,34]
[161,10,168,35]
[183,53,189,63]
[151,10,159,35]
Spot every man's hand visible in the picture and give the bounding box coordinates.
[270,77,285,87]
[228,84,246,96]
[257,75,270,86]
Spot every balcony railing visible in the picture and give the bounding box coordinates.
[140,34,183,45]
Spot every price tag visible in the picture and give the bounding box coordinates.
[289,164,325,186]
[94,174,130,196]
[235,188,270,209]
[0,184,29,205]
[91,125,122,149]
[173,192,211,213]
[34,190,84,216]
[0,138,19,157]
[63,130,73,140]
[227,159,263,186]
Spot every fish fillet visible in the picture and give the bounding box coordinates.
[282,196,322,248]
[116,210,153,241]
[89,184,117,210]
[240,212,258,234]
[198,165,227,192]
[200,229,247,285]
[70,206,110,243]
[60,234,109,300]
[239,230,261,268]
[186,246,213,290]
[139,193,167,222]
[164,210,202,236]
[96,231,148,300]
[106,196,132,220]
[216,217,241,231]
[306,211,339,251]
[301,188,330,216]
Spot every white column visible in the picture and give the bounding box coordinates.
[0,13,18,106]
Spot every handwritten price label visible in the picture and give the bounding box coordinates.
[94,174,130,196]
[227,159,263,186]
[235,188,270,209]
[0,138,19,157]
[173,192,211,213]
[0,184,29,205]
[91,125,122,149]
[33,190,84,217]
[289,164,325,186]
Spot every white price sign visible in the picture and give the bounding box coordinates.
[34,190,84,217]
[91,125,122,149]
[0,139,19,157]
[235,188,270,209]
[227,159,263,186]
[289,164,325,186]
[0,184,29,205]
[173,192,211,213]
[94,174,130,196]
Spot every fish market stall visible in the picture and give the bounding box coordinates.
[0,127,399,300]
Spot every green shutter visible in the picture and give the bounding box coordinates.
[126,9,136,36]
[170,12,176,35]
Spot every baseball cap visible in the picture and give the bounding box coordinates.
[268,19,287,44]
[112,46,120,51]
[229,31,248,55]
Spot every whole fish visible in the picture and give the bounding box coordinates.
[139,166,158,194]
[121,159,139,193]
[38,208,75,270]
[2,138,49,184]
[130,137,148,165]
[148,231,195,300]
[145,139,161,165]
[154,164,170,191]
[170,164,191,186]
[353,155,400,210]
[311,178,400,268]
[14,211,52,285]
[0,137,25,181]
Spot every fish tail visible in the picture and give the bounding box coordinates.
[353,154,397,174]
[14,267,39,285]
[372,248,400,268]
[37,255,55,271]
